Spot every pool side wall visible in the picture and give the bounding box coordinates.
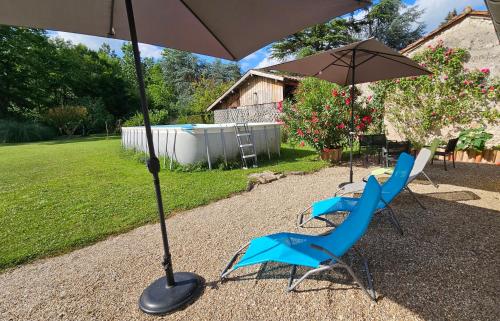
[121,123,281,166]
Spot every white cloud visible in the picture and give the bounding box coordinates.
[412,0,485,32]
[255,54,283,69]
[48,31,164,59]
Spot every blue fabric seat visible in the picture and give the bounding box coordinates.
[221,177,382,300]
[299,153,415,235]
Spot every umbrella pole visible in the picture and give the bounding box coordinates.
[125,0,201,315]
[349,49,356,183]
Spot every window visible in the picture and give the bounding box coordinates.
[253,92,258,105]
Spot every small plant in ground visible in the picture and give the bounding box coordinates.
[456,128,493,152]
[279,77,375,154]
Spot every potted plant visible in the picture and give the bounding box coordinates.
[279,78,374,163]
[456,128,493,163]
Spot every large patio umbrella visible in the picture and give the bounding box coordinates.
[263,38,431,184]
[0,0,370,314]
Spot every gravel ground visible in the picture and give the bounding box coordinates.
[1,163,499,321]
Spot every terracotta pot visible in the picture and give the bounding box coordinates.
[455,150,464,162]
[475,153,483,163]
[321,147,343,163]
[465,150,476,163]
[494,150,500,166]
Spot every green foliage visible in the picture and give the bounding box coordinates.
[0,119,57,143]
[43,106,88,136]
[371,42,499,146]
[123,109,170,127]
[271,0,425,59]
[78,97,114,135]
[457,128,493,152]
[357,0,425,50]
[280,78,375,153]
[0,138,325,269]
[189,78,230,123]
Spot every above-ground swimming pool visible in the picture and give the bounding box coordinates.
[121,123,281,168]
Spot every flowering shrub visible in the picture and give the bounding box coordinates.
[279,77,374,153]
[371,40,499,147]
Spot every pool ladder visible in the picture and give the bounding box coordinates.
[234,122,258,169]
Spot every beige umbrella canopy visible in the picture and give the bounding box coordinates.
[0,0,368,60]
[264,38,431,183]
[264,38,430,84]
[0,0,370,315]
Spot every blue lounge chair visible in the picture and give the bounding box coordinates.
[221,177,382,300]
[298,153,415,235]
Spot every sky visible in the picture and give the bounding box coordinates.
[48,0,487,72]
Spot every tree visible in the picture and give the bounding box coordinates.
[440,9,458,26]
[357,0,425,50]
[271,0,425,59]
[271,19,355,60]
[189,78,231,123]
[43,106,88,136]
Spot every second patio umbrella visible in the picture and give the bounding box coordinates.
[264,38,431,183]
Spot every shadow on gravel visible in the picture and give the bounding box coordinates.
[216,191,499,321]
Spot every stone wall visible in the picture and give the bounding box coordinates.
[214,103,279,123]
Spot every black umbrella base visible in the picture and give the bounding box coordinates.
[139,272,202,315]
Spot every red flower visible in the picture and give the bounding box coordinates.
[277,101,283,112]
[337,123,345,129]
[313,138,319,143]
[299,141,305,147]
[480,68,490,74]
[313,129,320,135]
[323,147,331,152]
[306,129,311,134]
[362,115,372,124]
[482,88,487,94]
[325,105,331,111]
[297,129,304,137]
[489,86,495,91]
[332,89,338,97]
[345,98,351,106]
[463,80,472,85]
[311,116,319,123]
[341,91,346,97]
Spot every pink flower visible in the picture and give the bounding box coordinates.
[323,147,331,152]
[480,68,490,74]
[277,101,283,112]
[313,129,320,135]
[311,116,319,123]
[337,123,345,129]
[313,138,319,143]
[482,88,487,94]
[345,98,351,106]
[367,95,372,102]
[325,105,331,111]
[362,115,372,124]
[463,80,472,86]
[297,129,304,137]
[332,89,338,97]
[443,75,448,80]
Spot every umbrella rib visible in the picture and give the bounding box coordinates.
[372,52,431,74]
[107,0,116,36]
[313,51,350,77]
[178,0,237,60]
[353,52,378,68]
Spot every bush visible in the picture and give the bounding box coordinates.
[123,109,169,127]
[457,128,493,152]
[280,77,374,153]
[43,106,88,136]
[371,41,499,146]
[0,119,57,143]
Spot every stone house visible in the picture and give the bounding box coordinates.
[206,69,300,123]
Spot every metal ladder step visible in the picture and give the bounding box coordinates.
[240,143,253,148]
[236,133,251,137]
[242,154,256,159]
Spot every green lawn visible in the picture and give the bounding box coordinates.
[0,136,326,270]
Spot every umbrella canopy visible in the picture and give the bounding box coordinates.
[0,0,368,61]
[0,0,371,315]
[264,38,431,183]
[264,38,430,84]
